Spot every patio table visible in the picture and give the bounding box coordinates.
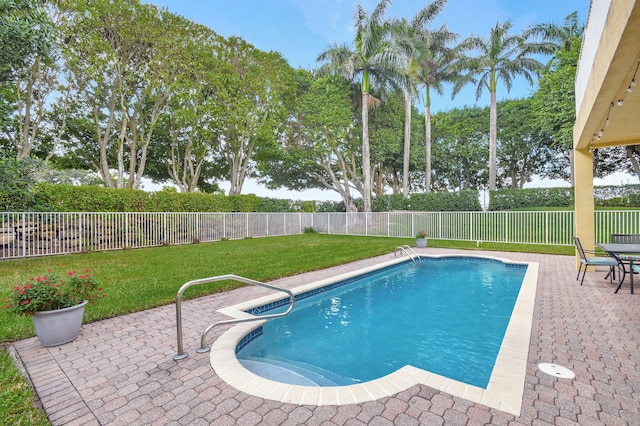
[597,243,640,293]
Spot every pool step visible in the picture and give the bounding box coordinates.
[240,356,342,386]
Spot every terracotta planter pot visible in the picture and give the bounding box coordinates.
[32,300,87,347]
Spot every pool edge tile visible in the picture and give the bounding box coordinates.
[209,255,539,418]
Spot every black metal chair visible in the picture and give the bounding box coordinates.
[574,237,620,285]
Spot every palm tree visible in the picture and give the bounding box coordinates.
[454,21,553,190]
[389,0,447,198]
[528,11,583,53]
[317,0,409,212]
[529,11,584,185]
[417,28,471,192]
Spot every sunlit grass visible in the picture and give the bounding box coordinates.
[0,234,408,343]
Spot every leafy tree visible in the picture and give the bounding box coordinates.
[454,21,554,190]
[215,37,295,195]
[148,25,227,192]
[531,12,585,184]
[431,106,489,191]
[0,156,40,210]
[529,12,629,182]
[0,0,54,83]
[0,0,55,140]
[58,0,191,189]
[317,0,410,212]
[497,98,554,188]
[532,37,581,183]
[259,72,361,211]
[369,89,424,195]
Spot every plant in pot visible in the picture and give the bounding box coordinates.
[4,269,104,346]
[416,230,428,248]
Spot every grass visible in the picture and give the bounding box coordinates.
[0,233,573,424]
[0,348,49,426]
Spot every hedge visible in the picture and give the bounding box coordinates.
[373,190,482,212]
[19,182,640,214]
[488,187,574,211]
[489,184,640,210]
[31,183,309,213]
[594,184,640,207]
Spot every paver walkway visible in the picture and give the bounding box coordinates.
[10,248,640,425]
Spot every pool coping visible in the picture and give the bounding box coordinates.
[209,254,539,416]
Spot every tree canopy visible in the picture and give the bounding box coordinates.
[0,1,592,209]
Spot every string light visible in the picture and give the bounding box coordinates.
[591,58,640,142]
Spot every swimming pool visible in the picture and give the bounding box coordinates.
[237,258,526,388]
[210,254,539,416]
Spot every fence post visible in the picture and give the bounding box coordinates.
[222,213,226,240]
[545,211,549,245]
[365,212,368,236]
[21,212,26,258]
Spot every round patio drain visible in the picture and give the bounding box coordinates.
[538,363,575,379]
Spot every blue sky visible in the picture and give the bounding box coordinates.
[142,0,601,199]
[148,0,590,113]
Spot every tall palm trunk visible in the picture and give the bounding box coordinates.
[402,89,412,198]
[362,91,372,212]
[425,105,432,192]
[489,91,497,190]
[424,85,432,192]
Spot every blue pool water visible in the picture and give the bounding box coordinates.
[236,257,527,388]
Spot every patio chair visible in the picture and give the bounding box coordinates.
[574,237,620,286]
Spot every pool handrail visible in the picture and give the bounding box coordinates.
[395,245,421,261]
[173,274,295,361]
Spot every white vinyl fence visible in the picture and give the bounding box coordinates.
[1,210,638,259]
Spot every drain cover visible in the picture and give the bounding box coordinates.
[538,363,575,379]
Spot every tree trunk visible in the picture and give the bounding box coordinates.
[489,91,497,190]
[626,146,640,179]
[402,89,411,198]
[425,103,432,193]
[362,92,372,212]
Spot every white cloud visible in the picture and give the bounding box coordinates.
[284,0,354,44]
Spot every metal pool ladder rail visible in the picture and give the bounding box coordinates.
[395,245,421,262]
[173,274,295,361]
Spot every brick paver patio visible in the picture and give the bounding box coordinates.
[10,248,640,425]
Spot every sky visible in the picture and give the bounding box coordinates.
[140,0,619,200]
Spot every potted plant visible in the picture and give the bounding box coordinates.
[416,230,428,248]
[4,269,104,346]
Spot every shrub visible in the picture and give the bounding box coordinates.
[4,269,104,316]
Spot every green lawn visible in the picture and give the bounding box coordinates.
[0,234,573,424]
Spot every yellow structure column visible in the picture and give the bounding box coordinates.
[574,148,595,268]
